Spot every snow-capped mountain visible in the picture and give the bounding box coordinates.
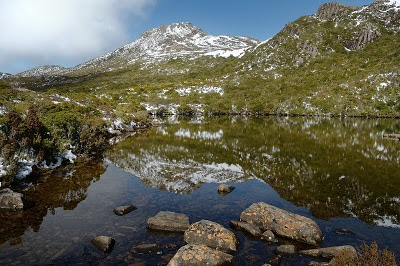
[72,22,259,72]
[16,65,66,78]
[0,72,12,80]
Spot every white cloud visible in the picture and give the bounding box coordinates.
[0,0,156,73]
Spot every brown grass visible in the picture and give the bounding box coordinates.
[331,242,397,266]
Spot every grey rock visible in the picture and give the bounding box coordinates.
[346,23,382,51]
[168,244,233,266]
[300,245,357,259]
[130,243,160,254]
[276,245,296,256]
[240,202,322,246]
[147,211,190,233]
[229,220,262,237]
[113,204,136,216]
[184,220,238,253]
[334,228,355,235]
[0,189,24,211]
[218,184,235,194]
[91,236,115,252]
[317,2,349,21]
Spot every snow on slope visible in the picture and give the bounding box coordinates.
[0,72,12,80]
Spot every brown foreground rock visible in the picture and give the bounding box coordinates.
[147,211,190,233]
[113,204,136,216]
[240,202,322,245]
[168,244,233,266]
[184,220,238,253]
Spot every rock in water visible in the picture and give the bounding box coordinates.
[229,220,262,237]
[184,220,238,253]
[147,211,190,232]
[240,202,322,246]
[300,245,357,259]
[91,236,115,252]
[0,189,24,210]
[113,204,136,216]
[218,184,235,194]
[168,244,233,266]
[276,245,296,255]
[130,243,160,254]
[261,230,278,243]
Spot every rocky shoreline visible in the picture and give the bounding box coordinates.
[85,184,370,265]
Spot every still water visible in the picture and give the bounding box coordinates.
[0,116,399,265]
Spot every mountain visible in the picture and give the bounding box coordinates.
[16,22,259,77]
[71,22,259,73]
[16,65,66,78]
[0,72,12,80]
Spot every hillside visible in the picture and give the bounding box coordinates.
[2,0,400,119]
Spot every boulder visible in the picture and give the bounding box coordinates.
[300,245,357,259]
[229,220,262,237]
[130,243,160,254]
[218,184,235,194]
[91,236,115,252]
[261,230,278,243]
[168,244,233,266]
[276,245,296,256]
[333,228,355,235]
[184,220,238,253]
[113,204,136,216]
[0,188,24,210]
[147,211,190,233]
[240,202,322,246]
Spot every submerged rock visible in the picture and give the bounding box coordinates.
[184,220,238,253]
[0,189,24,211]
[230,220,262,237]
[276,244,296,256]
[168,244,233,266]
[240,202,322,245]
[333,228,355,235]
[300,245,357,259]
[218,184,235,194]
[113,204,136,216]
[130,243,160,254]
[91,236,115,252]
[147,211,190,233]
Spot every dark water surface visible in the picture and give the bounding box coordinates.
[1,116,400,265]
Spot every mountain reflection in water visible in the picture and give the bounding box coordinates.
[107,116,400,228]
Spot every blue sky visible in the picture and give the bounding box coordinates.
[0,0,374,74]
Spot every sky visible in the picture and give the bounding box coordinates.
[0,0,374,74]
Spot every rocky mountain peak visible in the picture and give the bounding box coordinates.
[316,2,354,21]
[0,72,12,80]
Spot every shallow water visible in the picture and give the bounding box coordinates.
[0,116,400,265]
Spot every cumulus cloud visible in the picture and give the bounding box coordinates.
[0,0,156,73]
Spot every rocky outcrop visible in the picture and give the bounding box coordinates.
[0,189,24,211]
[317,2,349,21]
[300,245,357,259]
[229,220,262,237]
[346,23,382,50]
[147,211,190,233]
[184,220,238,253]
[113,204,136,216]
[91,236,115,252]
[168,244,233,266]
[218,184,235,194]
[240,202,322,246]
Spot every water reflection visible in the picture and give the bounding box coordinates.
[0,160,105,245]
[107,116,400,227]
